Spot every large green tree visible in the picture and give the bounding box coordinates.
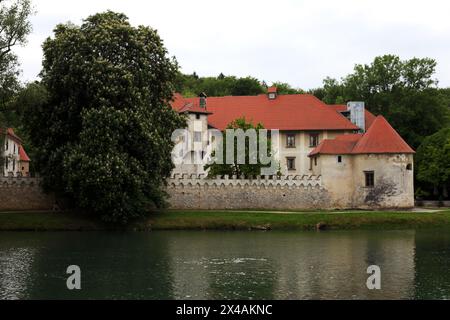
[175,73,265,97]
[1,0,33,168]
[25,11,185,222]
[312,55,449,149]
[416,128,450,199]
[0,0,32,111]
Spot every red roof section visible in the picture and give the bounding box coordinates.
[351,116,415,154]
[173,94,359,131]
[329,105,377,130]
[309,139,359,156]
[309,116,415,156]
[19,146,30,162]
[178,102,213,115]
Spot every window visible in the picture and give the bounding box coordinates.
[268,93,276,100]
[194,131,202,142]
[337,155,343,163]
[12,159,15,172]
[309,133,320,147]
[5,141,8,150]
[287,157,296,171]
[406,164,412,171]
[196,114,201,120]
[365,171,375,187]
[286,134,296,148]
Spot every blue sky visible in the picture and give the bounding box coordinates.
[13,0,450,89]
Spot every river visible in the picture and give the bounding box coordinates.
[0,229,449,300]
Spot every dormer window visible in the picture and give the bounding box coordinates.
[267,86,278,100]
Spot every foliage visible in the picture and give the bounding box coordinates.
[0,0,33,110]
[0,0,33,168]
[205,117,272,177]
[231,76,265,96]
[24,11,185,223]
[271,81,304,95]
[416,127,450,199]
[312,55,449,149]
[175,73,265,97]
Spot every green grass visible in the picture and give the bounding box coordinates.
[143,209,450,231]
[1,209,450,231]
[0,211,105,231]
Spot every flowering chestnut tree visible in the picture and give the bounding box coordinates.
[26,11,185,222]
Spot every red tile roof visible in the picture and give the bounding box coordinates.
[19,146,30,162]
[309,116,415,156]
[173,94,359,131]
[178,102,213,115]
[329,105,377,130]
[351,116,415,154]
[309,139,359,156]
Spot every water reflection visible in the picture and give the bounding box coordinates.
[166,231,416,299]
[0,229,448,300]
[0,247,36,300]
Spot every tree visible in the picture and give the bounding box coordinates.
[25,11,185,222]
[416,128,450,199]
[312,55,449,149]
[205,117,272,177]
[231,77,264,96]
[1,0,33,168]
[271,82,304,95]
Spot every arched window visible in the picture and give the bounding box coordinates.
[406,164,413,171]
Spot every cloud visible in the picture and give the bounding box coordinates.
[12,0,450,89]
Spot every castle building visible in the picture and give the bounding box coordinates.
[1,128,31,177]
[171,87,415,208]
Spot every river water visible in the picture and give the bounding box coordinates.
[0,229,449,300]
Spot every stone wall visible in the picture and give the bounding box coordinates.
[166,174,331,210]
[0,177,55,211]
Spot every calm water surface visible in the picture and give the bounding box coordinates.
[0,229,449,300]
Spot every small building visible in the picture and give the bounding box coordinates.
[309,116,415,208]
[1,128,31,177]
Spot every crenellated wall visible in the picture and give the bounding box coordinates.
[0,177,55,211]
[166,174,331,210]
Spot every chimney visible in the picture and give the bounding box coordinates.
[199,92,207,109]
[267,86,278,100]
[347,102,366,132]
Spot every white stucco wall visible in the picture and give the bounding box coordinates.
[2,136,20,177]
[316,153,414,208]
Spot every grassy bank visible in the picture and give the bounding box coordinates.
[1,209,450,231]
[144,209,450,231]
[0,211,105,231]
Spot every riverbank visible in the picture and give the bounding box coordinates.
[1,209,450,231]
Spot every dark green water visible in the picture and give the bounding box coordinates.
[0,229,449,300]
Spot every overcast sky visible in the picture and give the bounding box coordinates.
[13,0,450,90]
